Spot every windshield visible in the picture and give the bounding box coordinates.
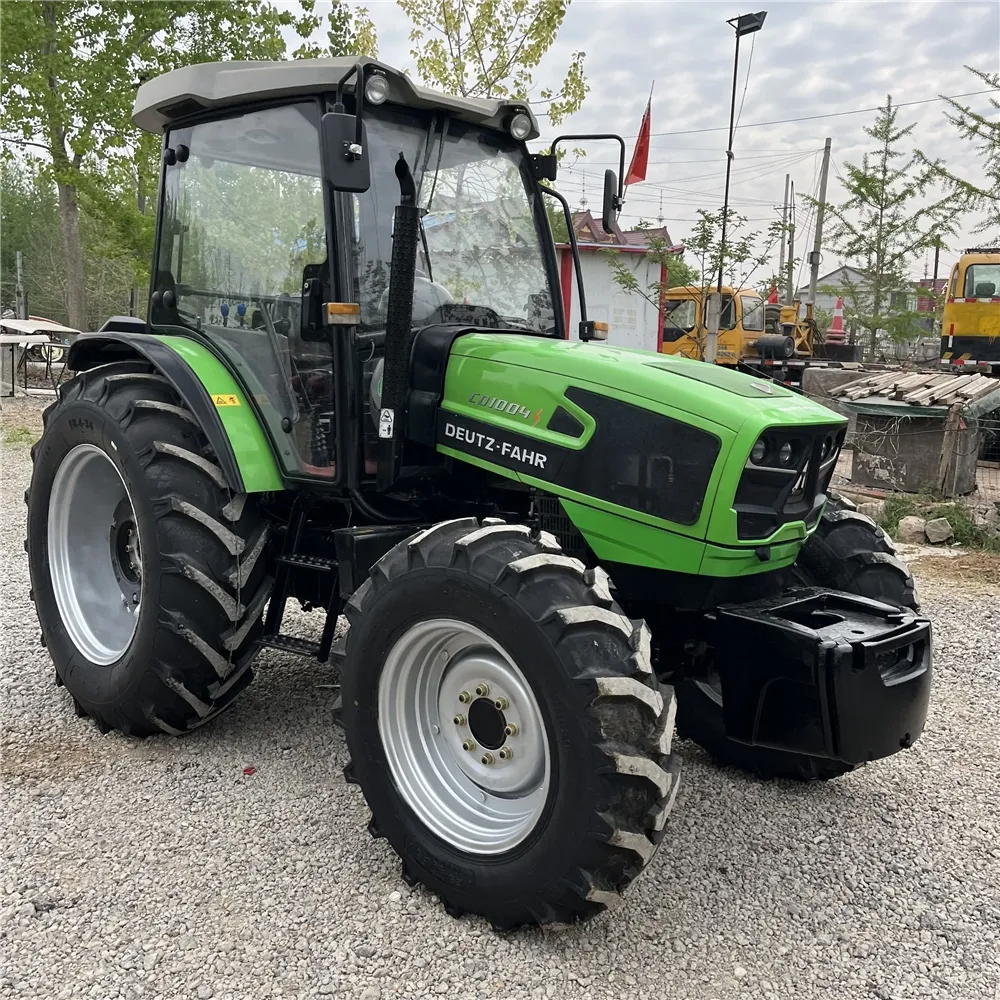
[740,295,764,332]
[964,263,1000,298]
[346,108,554,334]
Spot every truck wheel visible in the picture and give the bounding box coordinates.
[338,518,680,929]
[26,361,271,737]
[676,496,917,781]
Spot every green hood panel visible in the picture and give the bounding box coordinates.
[449,334,842,432]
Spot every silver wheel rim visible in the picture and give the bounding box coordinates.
[47,443,142,665]
[378,618,551,854]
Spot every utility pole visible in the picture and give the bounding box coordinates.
[777,173,789,295]
[932,239,941,284]
[806,137,832,308]
[785,181,795,303]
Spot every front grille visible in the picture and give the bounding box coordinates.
[735,425,845,540]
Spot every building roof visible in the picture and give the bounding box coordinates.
[570,211,676,251]
[132,58,539,138]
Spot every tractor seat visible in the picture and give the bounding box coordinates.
[973,282,996,298]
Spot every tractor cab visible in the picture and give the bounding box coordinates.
[136,59,573,486]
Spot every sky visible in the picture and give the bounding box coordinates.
[315,0,1000,284]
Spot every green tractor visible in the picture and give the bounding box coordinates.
[26,58,932,930]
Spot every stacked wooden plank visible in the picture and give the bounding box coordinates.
[829,371,999,408]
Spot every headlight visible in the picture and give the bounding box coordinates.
[364,73,390,105]
[751,439,767,465]
[508,112,532,140]
[778,441,794,466]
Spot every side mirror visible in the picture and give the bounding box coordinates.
[602,169,619,233]
[321,112,371,193]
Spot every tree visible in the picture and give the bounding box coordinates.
[0,2,317,330]
[918,67,1000,243]
[816,96,958,359]
[292,0,378,58]
[609,210,781,360]
[396,0,587,124]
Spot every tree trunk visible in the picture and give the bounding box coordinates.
[56,177,87,331]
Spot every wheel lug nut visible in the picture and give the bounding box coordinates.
[475,683,490,697]
[481,752,495,766]
[462,739,477,752]
[494,696,509,711]
[458,691,471,704]
[453,714,466,727]
[504,723,518,737]
[498,746,513,760]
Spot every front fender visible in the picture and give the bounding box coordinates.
[68,332,283,494]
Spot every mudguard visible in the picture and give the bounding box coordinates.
[67,332,283,494]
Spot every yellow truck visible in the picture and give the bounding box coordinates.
[941,247,1000,372]
[658,285,854,385]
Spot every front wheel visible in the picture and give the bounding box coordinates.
[339,519,680,929]
[676,495,917,781]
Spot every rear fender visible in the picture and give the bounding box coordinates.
[67,332,283,494]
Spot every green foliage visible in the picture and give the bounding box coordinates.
[397,0,588,124]
[292,0,378,58]
[0,1,377,330]
[815,97,959,358]
[880,494,1000,554]
[917,67,1000,243]
[609,211,778,358]
[2,426,37,446]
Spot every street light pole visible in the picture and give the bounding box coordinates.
[705,10,766,365]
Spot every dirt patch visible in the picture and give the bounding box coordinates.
[909,551,1000,590]
[0,396,47,439]
[0,737,105,781]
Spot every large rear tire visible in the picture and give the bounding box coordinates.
[26,361,272,737]
[676,495,917,781]
[338,518,681,929]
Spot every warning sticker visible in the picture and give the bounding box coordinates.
[212,394,241,407]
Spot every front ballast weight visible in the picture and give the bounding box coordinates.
[711,588,932,765]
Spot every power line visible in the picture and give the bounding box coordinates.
[557,88,999,139]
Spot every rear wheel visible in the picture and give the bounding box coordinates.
[26,361,272,736]
[338,518,681,929]
[676,495,917,780]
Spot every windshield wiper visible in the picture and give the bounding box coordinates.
[255,300,299,424]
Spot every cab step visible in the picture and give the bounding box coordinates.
[276,553,337,572]
[258,634,322,658]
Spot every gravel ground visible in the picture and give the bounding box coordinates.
[3,396,999,1000]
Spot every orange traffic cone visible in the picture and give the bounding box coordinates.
[767,282,779,304]
[826,297,846,344]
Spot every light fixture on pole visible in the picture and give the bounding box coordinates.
[705,9,766,364]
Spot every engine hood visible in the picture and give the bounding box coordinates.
[449,334,843,432]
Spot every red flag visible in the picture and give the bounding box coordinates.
[625,96,651,186]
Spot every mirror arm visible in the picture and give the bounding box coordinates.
[334,60,367,148]
[550,133,627,206]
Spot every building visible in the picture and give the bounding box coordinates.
[795,264,917,315]
[556,213,684,351]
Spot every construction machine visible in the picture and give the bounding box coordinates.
[26,58,932,931]
[940,247,1000,373]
